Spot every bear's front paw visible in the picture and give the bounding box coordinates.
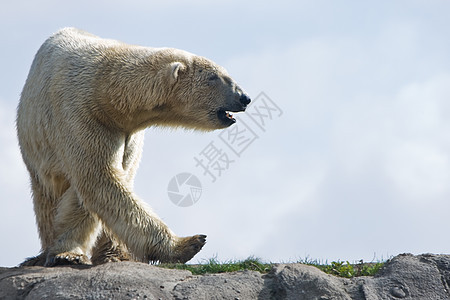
[166,234,206,264]
[45,252,91,267]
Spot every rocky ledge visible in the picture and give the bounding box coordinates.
[1,253,449,299]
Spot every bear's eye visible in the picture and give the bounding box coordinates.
[208,74,219,81]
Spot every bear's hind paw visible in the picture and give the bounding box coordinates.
[20,253,47,267]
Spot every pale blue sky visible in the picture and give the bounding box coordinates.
[1,0,450,267]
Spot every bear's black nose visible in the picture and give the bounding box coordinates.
[240,93,251,106]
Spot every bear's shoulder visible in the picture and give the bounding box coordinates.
[46,27,123,52]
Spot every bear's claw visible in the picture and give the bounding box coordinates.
[45,252,91,267]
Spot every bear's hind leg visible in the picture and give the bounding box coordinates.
[46,186,101,266]
[91,229,132,264]
[21,173,60,266]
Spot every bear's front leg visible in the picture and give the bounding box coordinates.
[72,159,206,264]
[161,235,207,263]
[92,230,207,264]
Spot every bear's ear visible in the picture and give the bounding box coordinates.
[168,62,186,83]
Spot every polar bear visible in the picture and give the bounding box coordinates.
[17,28,251,266]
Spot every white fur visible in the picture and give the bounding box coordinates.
[17,28,246,265]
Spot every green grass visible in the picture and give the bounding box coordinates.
[310,260,384,278]
[159,256,384,278]
[160,256,271,275]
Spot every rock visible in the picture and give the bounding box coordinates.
[359,253,450,299]
[0,262,190,299]
[1,254,449,299]
[263,264,352,299]
[172,269,265,299]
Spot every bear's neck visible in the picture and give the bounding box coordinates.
[93,48,178,133]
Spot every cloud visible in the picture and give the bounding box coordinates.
[219,22,450,261]
[383,74,450,204]
[386,142,449,201]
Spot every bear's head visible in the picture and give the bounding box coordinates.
[165,54,251,130]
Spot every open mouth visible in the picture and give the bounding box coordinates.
[217,109,237,126]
